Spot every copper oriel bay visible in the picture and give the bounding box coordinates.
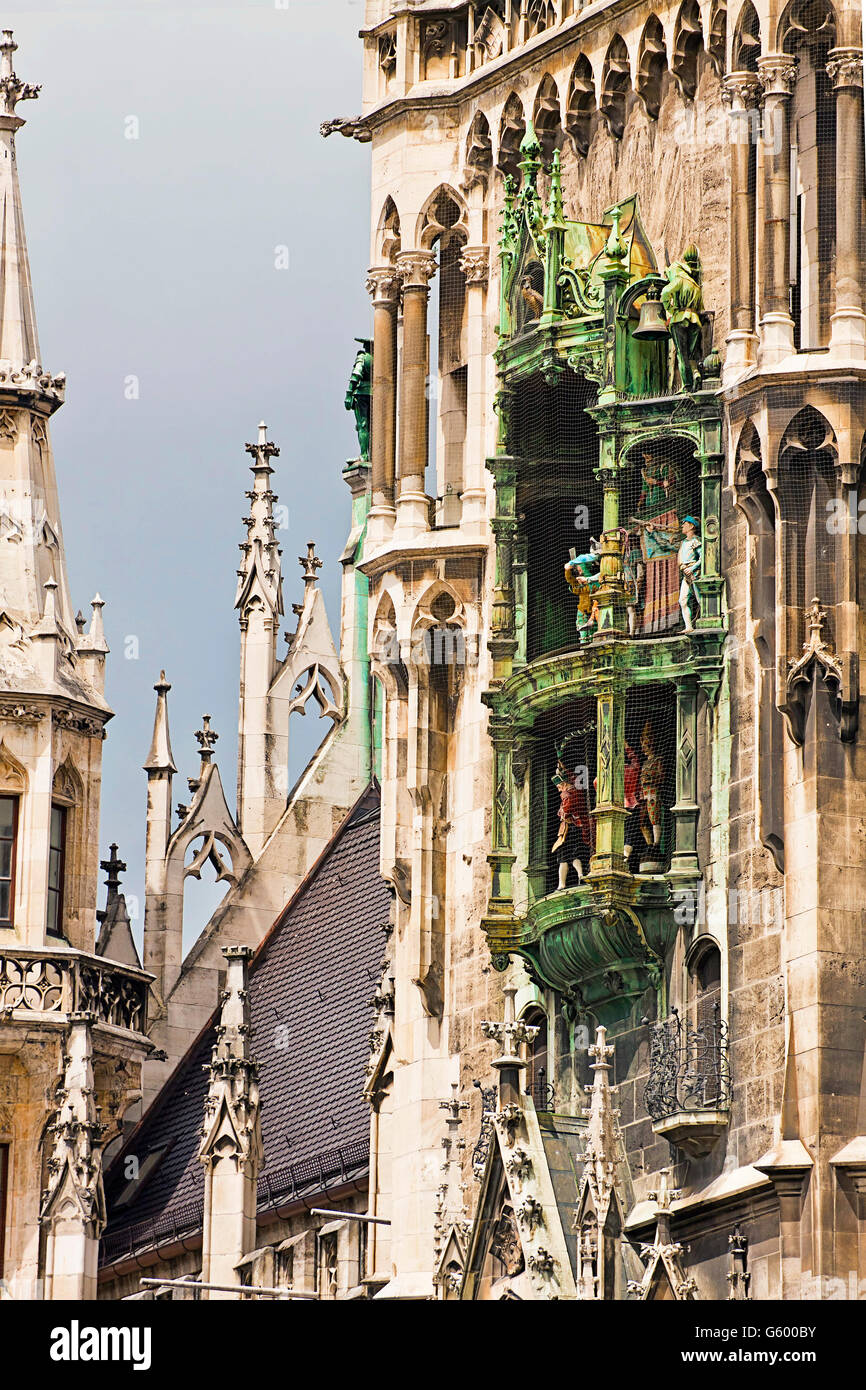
[2,0,866,1304]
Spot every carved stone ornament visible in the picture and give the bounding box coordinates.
[504,1145,532,1189]
[424,20,450,58]
[459,246,490,286]
[366,267,401,304]
[826,49,864,90]
[517,1195,544,1234]
[490,1204,524,1276]
[474,7,505,60]
[721,73,762,110]
[757,57,798,99]
[784,597,843,746]
[494,1101,522,1148]
[396,250,437,289]
[527,1247,556,1278]
[0,701,43,724]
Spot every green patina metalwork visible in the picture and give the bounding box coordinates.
[483,128,727,1025]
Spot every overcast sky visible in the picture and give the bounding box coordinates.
[9,0,371,939]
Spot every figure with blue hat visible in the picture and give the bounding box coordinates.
[564,549,601,644]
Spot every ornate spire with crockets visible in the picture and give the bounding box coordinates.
[0,32,75,638]
[235,422,283,622]
[0,31,40,115]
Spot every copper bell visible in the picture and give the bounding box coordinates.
[633,283,669,340]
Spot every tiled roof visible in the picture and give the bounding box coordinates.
[101,787,387,1264]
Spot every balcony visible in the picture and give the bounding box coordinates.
[485,876,675,1026]
[0,946,150,1041]
[644,1006,731,1157]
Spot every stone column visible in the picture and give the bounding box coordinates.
[198,946,263,1298]
[396,249,436,532]
[39,1014,105,1301]
[670,677,700,877]
[723,73,761,376]
[827,49,866,358]
[589,682,627,877]
[459,245,490,531]
[366,267,400,544]
[757,57,797,364]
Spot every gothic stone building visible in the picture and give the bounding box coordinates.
[2,0,866,1303]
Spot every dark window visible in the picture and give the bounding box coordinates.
[0,1143,8,1277]
[523,1008,552,1110]
[317,1231,338,1299]
[46,804,67,937]
[0,796,17,927]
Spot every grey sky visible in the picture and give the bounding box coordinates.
[9,1,371,937]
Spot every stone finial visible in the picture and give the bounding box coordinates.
[100,844,126,902]
[81,592,109,653]
[727,1226,752,1301]
[0,32,41,117]
[143,671,178,774]
[195,714,219,765]
[481,985,539,1071]
[300,541,323,585]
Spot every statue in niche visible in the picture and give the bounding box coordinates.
[623,742,641,867]
[642,514,702,630]
[630,450,681,634]
[564,549,601,644]
[551,738,595,888]
[520,272,544,327]
[661,245,705,392]
[621,529,645,636]
[345,338,373,461]
[637,719,666,870]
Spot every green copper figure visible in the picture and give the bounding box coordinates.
[660,245,704,392]
[345,337,373,461]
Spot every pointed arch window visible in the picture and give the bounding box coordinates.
[0,795,18,927]
[0,1142,8,1277]
[522,1006,551,1109]
[46,803,67,938]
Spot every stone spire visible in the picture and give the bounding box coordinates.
[39,1013,107,1300]
[573,1025,625,1300]
[0,30,40,365]
[236,424,284,855]
[580,1025,620,1225]
[143,673,177,994]
[144,671,177,775]
[234,421,283,622]
[0,31,73,635]
[198,945,263,1298]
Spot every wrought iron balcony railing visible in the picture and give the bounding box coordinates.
[644,1004,731,1139]
[526,1072,556,1113]
[0,946,150,1037]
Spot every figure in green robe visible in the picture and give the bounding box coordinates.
[660,245,705,392]
[345,338,373,461]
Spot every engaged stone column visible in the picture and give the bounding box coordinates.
[459,244,489,529]
[757,56,797,364]
[723,73,761,376]
[366,267,400,543]
[396,249,436,532]
[827,49,866,358]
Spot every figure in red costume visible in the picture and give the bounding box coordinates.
[623,742,640,868]
[551,757,595,889]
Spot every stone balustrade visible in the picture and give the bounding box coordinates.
[0,946,150,1037]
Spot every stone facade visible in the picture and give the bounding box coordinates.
[4,0,866,1304]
